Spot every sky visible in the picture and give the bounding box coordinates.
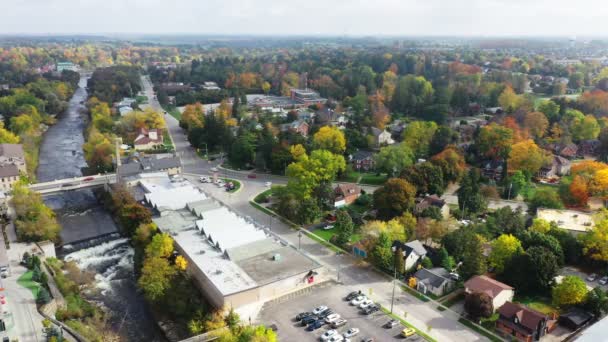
[1,0,607,37]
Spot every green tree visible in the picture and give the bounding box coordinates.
[371,232,393,270]
[584,288,608,317]
[503,246,558,294]
[402,121,438,158]
[527,188,564,213]
[439,247,455,271]
[335,209,354,245]
[529,218,551,234]
[138,256,177,301]
[553,275,588,307]
[286,149,346,198]
[421,257,433,269]
[36,287,51,304]
[537,100,561,123]
[374,143,415,176]
[489,234,523,274]
[229,132,256,169]
[373,178,417,220]
[394,247,405,274]
[460,234,487,279]
[572,114,600,141]
[391,75,434,116]
[457,169,487,217]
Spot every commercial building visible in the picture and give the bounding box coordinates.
[140,177,322,309]
[536,208,594,235]
[56,62,78,72]
[118,154,182,178]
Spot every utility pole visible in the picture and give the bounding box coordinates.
[390,267,397,313]
[115,137,122,184]
[298,231,302,250]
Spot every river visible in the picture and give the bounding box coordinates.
[36,76,166,341]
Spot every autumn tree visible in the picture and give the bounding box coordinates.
[580,218,608,262]
[476,123,513,160]
[180,103,204,130]
[524,111,549,139]
[529,218,551,234]
[373,178,417,220]
[489,234,523,274]
[285,149,346,198]
[553,276,588,307]
[498,86,521,113]
[402,121,437,158]
[508,139,551,176]
[465,292,494,320]
[312,126,346,154]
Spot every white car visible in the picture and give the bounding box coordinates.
[265,181,272,187]
[350,295,367,305]
[199,176,210,183]
[312,305,328,315]
[343,328,360,338]
[210,167,218,172]
[324,313,341,323]
[359,299,374,309]
[216,181,225,187]
[327,335,344,342]
[321,329,338,341]
[323,224,335,230]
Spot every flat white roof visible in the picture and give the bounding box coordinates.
[196,206,267,252]
[144,183,207,212]
[537,208,594,233]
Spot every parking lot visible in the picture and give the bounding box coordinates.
[260,281,424,341]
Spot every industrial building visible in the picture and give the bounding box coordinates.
[138,176,322,309]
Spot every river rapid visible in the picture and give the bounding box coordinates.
[36,76,165,341]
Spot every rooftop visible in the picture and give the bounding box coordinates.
[0,144,24,159]
[465,275,513,298]
[537,208,594,233]
[144,182,207,212]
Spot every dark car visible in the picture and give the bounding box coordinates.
[384,319,399,328]
[345,290,362,301]
[318,309,334,318]
[305,319,326,331]
[362,305,380,315]
[295,312,313,321]
[301,315,318,326]
[361,338,375,342]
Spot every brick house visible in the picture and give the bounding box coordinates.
[134,128,163,151]
[334,184,361,207]
[496,302,557,342]
[350,151,375,171]
[280,120,309,137]
[537,155,571,178]
[415,195,450,219]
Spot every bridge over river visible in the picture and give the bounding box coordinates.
[28,173,117,195]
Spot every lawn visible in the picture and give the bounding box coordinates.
[520,182,560,200]
[17,271,41,298]
[163,131,174,150]
[312,227,361,244]
[514,295,559,315]
[360,173,388,185]
[340,169,360,183]
[163,105,182,121]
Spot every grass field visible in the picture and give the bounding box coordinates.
[514,295,559,315]
[360,173,388,185]
[163,105,182,121]
[17,271,41,298]
[312,227,361,243]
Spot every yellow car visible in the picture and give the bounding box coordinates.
[401,328,415,337]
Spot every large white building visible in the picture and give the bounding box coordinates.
[140,177,323,309]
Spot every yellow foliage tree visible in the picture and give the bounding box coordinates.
[175,255,188,271]
[508,139,551,175]
[181,103,204,129]
[312,126,346,154]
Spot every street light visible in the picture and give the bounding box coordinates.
[298,231,303,250]
[390,246,400,314]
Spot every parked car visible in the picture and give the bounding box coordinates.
[319,309,334,318]
[359,299,374,309]
[323,224,335,230]
[82,176,95,181]
[343,328,360,338]
[401,328,415,337]
[331,318,347,328]
[362,305,379,315]
[587,273,598,282]
[325,313,341,323]
[350,295,367,305]
[265,181,272,187]
[312,305,329,315]
[327,335,344,342]
[449,272,460,281]
[295,312,313,321]
[301,315,318,326]
[361,338,374,342]
[321,329,338,341]
[0,267,9,278]
[199,176,211,183]
[600,276,608,285]
[345,290,362,301]
[210,167,219,172]
[305,319,326,331]
[247,173,257,179]
[384,319,399,328]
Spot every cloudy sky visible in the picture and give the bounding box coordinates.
[1,0,606,37]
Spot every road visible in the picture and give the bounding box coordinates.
[143,76,488,341]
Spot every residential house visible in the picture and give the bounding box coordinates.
[350,150,375,172]
[414,268,455,296]
[392,240,428,271]
[560,143,578,159]
[280,120,309,137]
[0,165,19,192]
[0,144,26,173]
[134,128,164,151]
[464,275,514,311]
[315,107,338,126]
[496,301,557,342]
[334,184,361,207]
[578,139,600,158]
[482,160,505,181]
[118,106,133,116]
[415,195,450,219]
[118,155,182,178]
[370,127,394,148]
[537,155,571,178]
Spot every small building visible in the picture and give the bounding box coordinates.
[56,61,78,72]
[134,128,164,151]
[413,268,455,296]
[482,160,505,181]
[538,155,571,178]
[118,106,134,116]
[392,240,428,271]
[280,120,309,137]
[334,184,361,207]
[202,81,221,91]
[560,143,579,159]
[370,127,394,147]
[464,275,514,311]
[536,208,594,235]
[578,139,600,158]
[559,308,593,331]
[350,150,375,172]
[0,144,26,173]
[0,164,19,192]
[496,301,556,342]
[119,155,182,178]
[415,195,450,219]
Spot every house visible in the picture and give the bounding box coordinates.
[537,155,571,178]
[118,155,182,178]
[558,308,593,331]
[202,81,221,91]
[482,160,505,181]
[0,165,19,192]
[0,144,26,173]
[350,150,375,171]
[415,195,450,219]
[496,302,557,342]
[118,106,133,116]
[134,128,164,151]
[560,143,579,159]
[464,275,514,311]
[578,139,600,158]
[392,240,428,271]
[280,120,309,137]
[334,184,361,207]
[370,127,394,147]
[413,268,455,296]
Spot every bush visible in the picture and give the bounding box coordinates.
[421,257,433,269]
[355,193,372,206]
[36,287,51,304]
